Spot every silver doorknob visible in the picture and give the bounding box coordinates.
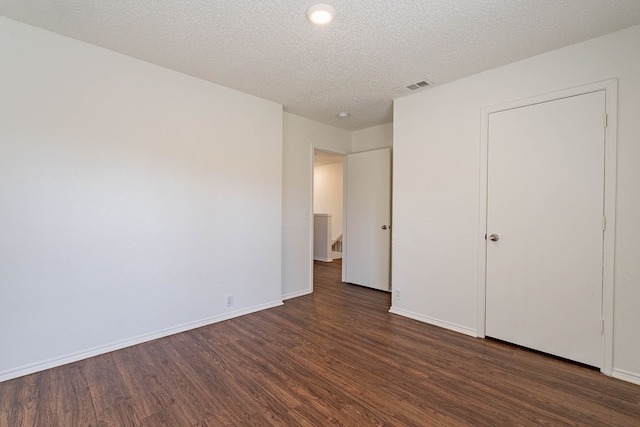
[489,234,499,242]
[381,225,388,230]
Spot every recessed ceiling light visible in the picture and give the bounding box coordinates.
[306,4,336,25]
[337,112,349,119]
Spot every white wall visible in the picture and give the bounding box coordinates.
[352,123,393,152]
[0,17,283,382]
[392,25,640,383]
[281,113,351,299]
[313,162,344,241]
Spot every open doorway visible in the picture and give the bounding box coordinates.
[313,149,345,264]
[311,147,392,293]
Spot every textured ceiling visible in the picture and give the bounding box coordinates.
[1,1,640,131]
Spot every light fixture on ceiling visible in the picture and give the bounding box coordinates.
[337,112,349,119]
[306,4,336,25]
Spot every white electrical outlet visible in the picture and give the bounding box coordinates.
[226,295,234,307]
[394,289,401,300]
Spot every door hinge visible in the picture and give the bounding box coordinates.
[602,216,607,231]
[603,113,608,128]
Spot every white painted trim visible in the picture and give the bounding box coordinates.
[612,368,640,386]
[601,81,618,376]
[389,307,477,337]
[0,300,283,383]
[477,99,489,338]
[282,289,313,300]
[342,154,349,283]
[313,256,333,262]
[309,144,316,295]
[477,79,618,374]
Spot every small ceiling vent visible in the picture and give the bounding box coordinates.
[393,78,434,95]
[406,80,430,90]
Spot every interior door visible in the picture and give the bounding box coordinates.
[345,148,391,291]
[485,91,605,367]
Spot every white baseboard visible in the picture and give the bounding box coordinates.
[331,251,342,259]
[282,288,312,300]
[389,309,640,387]
[612,368,640,386]
[313,256,333,262]
[0,300,283,383]
[389,306,477,337]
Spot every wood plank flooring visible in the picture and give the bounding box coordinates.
[1,259,639,426]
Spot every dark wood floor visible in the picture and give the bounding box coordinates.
[1,259,639,426]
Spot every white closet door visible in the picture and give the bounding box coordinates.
[486,91,605,367]
[345,148,391,291]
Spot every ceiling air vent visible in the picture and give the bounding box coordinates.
[393,78,434,96]
[407,80,430,90]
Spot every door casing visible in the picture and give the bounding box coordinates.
[477,79,618,374]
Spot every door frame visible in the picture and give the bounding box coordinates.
[476,79,618,374]
[310,145,349,291]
